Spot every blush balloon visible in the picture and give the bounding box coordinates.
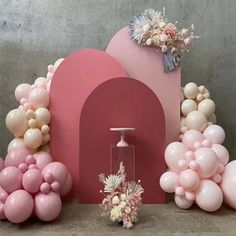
[5,147,30,167]
[34,151,52,170]
[160,171,179,193]
[0,186,9,203]
[4,190,34,223]
[59,173,72,197]
[182,130,204,151]
[0,167,22,193]
[211,144,229,166]
[34,191,62,222]
[15,83,32,103]
[22,169,43,193]
[195,180,223,212]
[174,194,193,209]
[179,169,200,191]
[28,87,49,109]
[203,125,225,144]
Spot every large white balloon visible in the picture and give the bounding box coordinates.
[181,99,197,117]
[34,108,51,127]
[24,128,43,149]
[186,111,208,132]
[198,99,215,118]
[184,82,199,99]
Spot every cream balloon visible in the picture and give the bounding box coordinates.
[198,99,215,118]
[5,109,28,137]
[24,128,43,149]
[186,111,208,132]
[34,108,51,127]
[184,82,198,99]
[180,116,186,128]
[7,138,25,152]
[208,113,216,124]
[174,195,193,209]
[181,99,197,116]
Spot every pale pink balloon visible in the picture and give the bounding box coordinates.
[54,58,64,69]
[40,182,50,194]
[22,169,43,193]
[0,158,4,172]
[59,173,72,197]
[0,167,22,193]
[195,180,223,212]
[221,161,236,209]
[203,125,225,144]
[4,190,34,223]
[0,186,9,203]
[42,162,68,186]
[5,147,30,167]
[179,169,200,191]
[34,191,62,222]
[211,144,229,166]
[194,147,218,178]
[0,202,5,220]
[174,194,193,209]
[34,151,52,170]
[182,130,204,151]
[51,181,60,192]
[34,77,48,89]
[159,171,179,193]
[15,83,32,103]
[28,87,49,109]
[165,142,188,173]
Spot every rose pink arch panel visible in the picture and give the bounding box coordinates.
[49,49,127,198]
[106,26,181,144]
[79,77,166,203]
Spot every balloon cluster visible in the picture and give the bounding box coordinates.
[160,82,236,212]
[0,58,72,223]
[180,82,216,135]
[6,58,64,153]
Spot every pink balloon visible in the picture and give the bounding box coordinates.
[165,142,188,173]
[221,161,236,209]
[28,87,49,109]
[0,158,4,172]
[15,83,32,103]
[174,194,193,209]
[34,151,52,170]
[34,191,62,222]
[0,202,5,220]
[179,169,200,191]
[40,182,50,194]
[5,147,30,168]
[203,125,225,144]
[0,186,9,203]
[182,130,204,151]
[0,167,22,193]
[4,190,34,223]
[60,173,72,197]
[195,180,223,212]
[211,144,229,166]
[42,162,68,186]
[160,171,179,193]
[194,147,218,178]
[22,169,43,193]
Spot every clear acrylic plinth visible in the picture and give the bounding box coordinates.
[110,145,135,181]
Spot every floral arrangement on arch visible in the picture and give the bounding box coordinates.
[98,162,144,229]
[129,8,198,72]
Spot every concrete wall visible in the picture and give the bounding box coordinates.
[0,0,235,159]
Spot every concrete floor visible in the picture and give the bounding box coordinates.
[0,201,235,236]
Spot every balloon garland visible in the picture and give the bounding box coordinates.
[160,82,236,212]
[0,58,72,223]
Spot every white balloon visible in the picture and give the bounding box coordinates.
[198,99,215,118]
[34,108,51,127]
[7,138,25,152]
[181,99,197,116]
[24,128,43,149]
[186,111,208,132]
[184,82,198,99]
[174,195,193,209]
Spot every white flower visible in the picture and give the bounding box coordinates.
[112,196,120,205]
[120,194,126,201]
[184,37,191,45]
[110,206,122,222]
[159,20,166,28]
[181,28,188,36]
[160,34,167,42]
[119,201,126,208]
[104,175,122,192]
[146,38,152,46]
[142,24,150,32]
[125,206,131,214]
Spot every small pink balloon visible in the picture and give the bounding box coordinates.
[44,172,54,184]
[159,171,179,193]
[174,194,193,209]
[22,169,43,193]
[195,180,223,212]
[0,167,22,193]
[220,161,236,209]
[25,154,35,165]
[182,130,204,151]
[212,173,221,183]
[0,186,9,203]
[18,163,28,173]
[4,190,34,223]
[0,158,4,172]
[175,186,185,196]
[194,147,218,178]
[193,141,202,150]
[40,182,50,194]
[5,147,30,167]
[178,159,187,169]
[51,181,60,192]
[23,103,32,110]
[202,139,211,148]
[42,162,68,186]
[15,83,32,103]
[0,202,5,220]
[34,191,62,222]
[211,144,229,166]
[185,191,195,201]
[164,142,188,173]
[184,151,194,163]
[28,87,49,109]
[203,125,225,144]
[179,169,200,191]
[189,160,200,171]
[217,163,225,174]
[28,164,38,170]
[34,151,52,171]
[59,173,72,197]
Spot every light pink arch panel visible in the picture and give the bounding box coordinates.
[106,26,181,144]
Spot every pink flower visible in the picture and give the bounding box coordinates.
[163,23,177,36]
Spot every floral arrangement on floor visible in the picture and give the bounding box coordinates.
[98,162,144,229]
[129,8,198,72]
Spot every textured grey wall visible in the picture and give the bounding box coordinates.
[0,0,235,159]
